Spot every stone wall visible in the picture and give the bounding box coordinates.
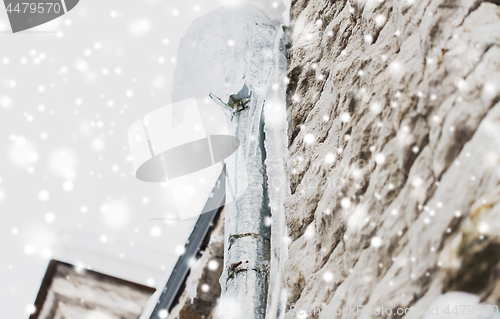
[284,0,500,318]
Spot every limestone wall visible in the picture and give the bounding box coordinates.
[284,0,500,317]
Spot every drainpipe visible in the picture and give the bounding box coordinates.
[219,27,289,319]
[216,18,288,319]
[170,6,288,319]
[218,91,271,319]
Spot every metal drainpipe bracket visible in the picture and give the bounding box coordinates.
[226,260,270,281]
[209,84,253,119]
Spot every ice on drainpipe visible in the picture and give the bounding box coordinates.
[171,5,289,319]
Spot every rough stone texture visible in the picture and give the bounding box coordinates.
[284,0,500,318]
[167,211,224,319]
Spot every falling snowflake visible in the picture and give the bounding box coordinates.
[158,309,169,319]
[99,235,108,243]
[175,245,186,255]
[91,138,105,151]
[62,181,74,192]
[25,305,36,315]
[44,212,56,223]
[150,226,162,237]
[208,260,219,271]
[323,271,334,282]
[24,244,35,255]
[374,153,386,164]
[370,102,383,115]
[340,112,351,123]
[304,133,315,144]
[374,14,386,27]
[340,198,351,209]
[325,153,336,164]
[0,95,14,109]
[411,176,424,187]
[146,277,156,286]
[371,236,382,248]
[389,61,402,73]
[38,190,50,201]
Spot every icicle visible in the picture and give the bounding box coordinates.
[263,26,290,319]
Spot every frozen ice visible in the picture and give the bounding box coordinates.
[172,5,290,317]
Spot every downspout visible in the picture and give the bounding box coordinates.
[219,23,290,319]
[219,87,271,319]
[170,6,290,319]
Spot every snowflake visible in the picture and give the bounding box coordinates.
[323,271,334,282]
[60,180,72,192]
[370,102,382,114]
[44,212,56,223]
[158,309,169,319]
[25,305,36,315]
[0,95,14,110]
[325,153,335,164]
[374,153,386,164]
[374,14,386,27]
[371,236,382,248]
[24,244,35,255]
[146,278,156,286]
[99,235,108,243]
[304,133,315,144]
[175,245,186,255]
[38,190,50,201]
[150,226,162,237]
[208,260,219,271]
[340,197,351,209]
[340,112,351,123]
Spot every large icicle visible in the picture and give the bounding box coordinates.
[262,26,290,319]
